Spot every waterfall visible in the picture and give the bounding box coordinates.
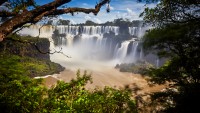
[54,25,119,36]
[128,27,142,37]
[19,25,119,37]
[139,47,143,60]
[19,24,156,65]
[124,41,139,63]
[115,41,130,61]
[56,26,79,35]
[132,42,139,61]
[129,27,137,36]
[113,43,119,57]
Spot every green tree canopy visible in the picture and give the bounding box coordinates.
[85,20,98,26]
[141,0,200,112]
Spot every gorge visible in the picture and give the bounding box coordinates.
[19,22,162,69]
[17,21,166,92]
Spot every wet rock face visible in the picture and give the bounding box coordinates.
[33,38,50,59]
[103,31,115,38]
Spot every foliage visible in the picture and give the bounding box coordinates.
[141,0,200,112]
[85,20,98,26]
[44,70,137,113]
[0,34,65,77]
[114,18,130,35]
[0,54,45,113]
[0,54,64,77]
[21,56,64,77]
[141,0,200,27]
[0,56,137,112]
[57,19,70,25]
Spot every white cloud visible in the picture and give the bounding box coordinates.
[110,6,115,10]
[82,3,89,6]
[70,19,76,24]
[93,18,102,23]
[106,4,115,10]
[84,15,91,20]
[60,1,157,23]
[126,8,137,17]
[126,8,132,13]
[116,11,120,18]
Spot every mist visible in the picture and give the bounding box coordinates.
[19,23,160,71]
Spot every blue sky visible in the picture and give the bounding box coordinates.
[35,0,157,24]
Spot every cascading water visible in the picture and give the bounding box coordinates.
[114,41,130,62]
[129,27,139,36]
[139,47,143,60]
[131,42,139,61]
[19,24,159,67]
[54,25,119,36]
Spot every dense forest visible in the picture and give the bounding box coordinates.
[0,0,200,113]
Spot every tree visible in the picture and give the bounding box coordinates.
[113,18,131,35]
[141,0,200,112]
[57,19,70,25]
[85,20,97,26]
[0,0,111,41]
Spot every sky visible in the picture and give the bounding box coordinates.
[35,0,157,24]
